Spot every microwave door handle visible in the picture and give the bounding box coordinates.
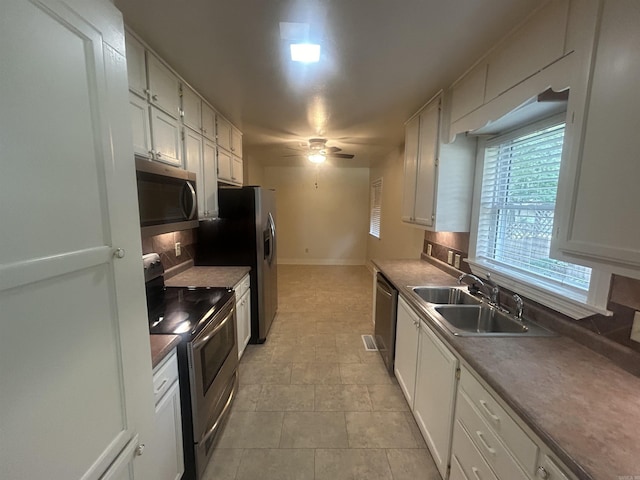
[182,181,197,220]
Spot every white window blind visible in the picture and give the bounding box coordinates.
[478,121,591,290]
[369,178,382,238]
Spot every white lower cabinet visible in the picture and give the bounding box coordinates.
[151,350,184,480]
[234,273,252,359]
[394,296,458,478]
[450,420,498,480]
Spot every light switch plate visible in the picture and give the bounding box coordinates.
[447,251,454,265]
[175,242,181,257]
[631,312,640,343]
[427,244,432,256]
[454,254,461,269]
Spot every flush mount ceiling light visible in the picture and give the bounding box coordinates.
[308,152,326,163]
[290,43,321,63]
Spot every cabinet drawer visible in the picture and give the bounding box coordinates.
[456,389,529,480]
[460,367,538,473]
[234,273,250,298]
[153,350,179,405]
[451,420,498,480]
[538,454,570,480]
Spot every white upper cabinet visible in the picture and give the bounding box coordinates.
[201,103,216,141]
[181,84,202,133]
[403,92,476,232]
[216,115,232,151]
[1,1,154,478]
[484,0,570,102]
[147,54,181,119]
[129,91,152,158]
[217,148,233,183]
[231,127,243,158]
[150,106,182,167]
[552,0,640,272]
[125,31,147,99]
[202,138,219,217]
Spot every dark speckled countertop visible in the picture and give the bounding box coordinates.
[149,334,181,368]
[373,258,640,480]
[165,266,250,289]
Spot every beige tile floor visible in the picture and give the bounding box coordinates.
[202,265,441,480]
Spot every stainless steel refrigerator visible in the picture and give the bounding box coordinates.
[196,186,277,343]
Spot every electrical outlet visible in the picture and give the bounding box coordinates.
[454,254,461,269]
[447,251,454,265]
[427,244,433,256]
[175,242,181,257]
[631,312,640,343]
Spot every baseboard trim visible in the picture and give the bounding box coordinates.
[278,258,366,266]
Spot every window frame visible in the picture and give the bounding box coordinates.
[369,178,383,239]
[468,114,611,319]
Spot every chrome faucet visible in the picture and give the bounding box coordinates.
[457,272,500,307]
[512,294,524,319]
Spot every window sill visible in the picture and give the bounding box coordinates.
[466,258,612,319]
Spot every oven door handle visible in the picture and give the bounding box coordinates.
[192,305,235,351]
[199,370,238,445]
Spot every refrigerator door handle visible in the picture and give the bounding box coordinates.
[267,213,275,266]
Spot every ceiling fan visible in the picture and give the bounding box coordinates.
[283,138,355,163]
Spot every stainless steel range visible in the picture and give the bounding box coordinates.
[144,254,238,480]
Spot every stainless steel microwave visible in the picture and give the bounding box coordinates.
[135,158,198,236]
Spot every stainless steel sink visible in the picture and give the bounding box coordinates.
[411,287,481,305]
[432,304,555,337]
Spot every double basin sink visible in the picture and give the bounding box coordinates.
[409,287,555,337]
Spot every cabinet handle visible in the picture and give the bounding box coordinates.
[471,467,483,480]
[536,466,550,479]
[156,151,162,158]
[479,399,500,424]
[152,94,158,101]
[135,444,145,456]
[475,431,496,455]
[154,378,168,394]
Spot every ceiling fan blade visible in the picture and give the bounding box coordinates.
[326,146,342,153]
[328,153,355,159]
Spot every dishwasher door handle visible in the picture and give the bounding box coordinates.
[377,282,394,298]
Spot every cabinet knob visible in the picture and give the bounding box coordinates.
[156,151,162,158]
[152,94,158,101]
[113,248,126,259]
[536,466,549,479]
[135,443,145,457]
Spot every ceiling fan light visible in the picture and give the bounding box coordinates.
[308,153,326,163]
[290,43,321,63]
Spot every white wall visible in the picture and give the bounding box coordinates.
[245,153,265,186]
[367,147,424,263]
[263,165,369,265]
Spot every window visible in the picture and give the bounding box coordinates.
[369,178,382,238]
[469,115,609,318]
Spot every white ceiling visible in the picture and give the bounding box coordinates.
[114,0,541,166]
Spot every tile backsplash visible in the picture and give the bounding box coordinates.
[423,231,640,371]
[142,228,197,270]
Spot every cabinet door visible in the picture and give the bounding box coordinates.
[216,115,232,151]
[1,2,154,478]
[129,91,152,158]
[231,127,243,157]
[401,115,420,222]
[184,129,205,217]
[217,148,233,182]
[150,105,182,167]
[125,31,147,99]
[553,0,640,270]
[153,381,184,480]
[203,139,219,218]
[413,100,439,227]
[413,320,459,479]
[182,84,202,133]
[202,103,216,141]
[147,54,180,119]
[394,297,420,408]
[237,290,251,359]
[232,155,243,185]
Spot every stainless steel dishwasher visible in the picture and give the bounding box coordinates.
[374,272,398,374]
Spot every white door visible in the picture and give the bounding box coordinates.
[150,105,183,166]
[203,139,219,218]
[184,128,205,217]
[147,53,180,119]
[216,115,232,151]
[129,91,152,158]
[217,148,233,182]
[413,321,459,479]
[125,31,147,99]
[182,84,202,133]
[394,297,420,408]
[0,1,154,479]
[201,102,216,141]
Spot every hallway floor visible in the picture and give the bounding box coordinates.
[202,265,440,480]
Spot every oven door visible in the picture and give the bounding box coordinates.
[187,296,238,440]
